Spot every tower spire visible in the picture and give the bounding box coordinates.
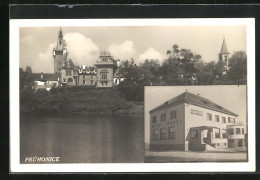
[219,37,229,54]
[58,27,63,40]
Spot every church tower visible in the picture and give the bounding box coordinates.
[218,37,230,68]
[53,27,68,74]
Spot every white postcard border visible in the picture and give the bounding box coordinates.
[10,18,255,172]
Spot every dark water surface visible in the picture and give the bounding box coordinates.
[20,115,144,163]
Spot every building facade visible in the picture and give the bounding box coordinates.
[51,28,122,88]
[150,91,245,151]
[59,59,77,87]
[32,72,59,91]
[95,51,119,87]
[77,65,97,86]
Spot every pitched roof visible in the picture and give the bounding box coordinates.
[62,59,75,68]
[219,38,230,54]
[31,73,59,81]
[150,91,238,117]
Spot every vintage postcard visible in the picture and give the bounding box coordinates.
[10,19,255,172]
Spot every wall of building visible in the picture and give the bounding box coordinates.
[34,80,58,91]
[96,65,114,87]
[60,68,76,86]
[227,125,245,148]
[184,103,237,150]
[150,103,185,150]
[78,74,97,86]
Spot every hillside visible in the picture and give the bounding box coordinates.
[20,87,144,116]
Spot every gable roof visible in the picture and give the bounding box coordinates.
[31,73,59,81]
[150,91,238,117]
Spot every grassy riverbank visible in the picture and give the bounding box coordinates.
[20,86,144,116]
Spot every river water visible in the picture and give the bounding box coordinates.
[20,115,144,163]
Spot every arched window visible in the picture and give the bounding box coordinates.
[68,78,73,82]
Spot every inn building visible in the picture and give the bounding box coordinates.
[150,91,246,151]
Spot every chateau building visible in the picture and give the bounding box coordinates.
[150,91,245,151]
[51,28,122,88]
[95,51,119,87]
[77,65,97,86]
[29,28,123,90]
[59,59,77,87]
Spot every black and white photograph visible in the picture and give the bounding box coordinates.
[145,85,248,163]
[10,19,255,172]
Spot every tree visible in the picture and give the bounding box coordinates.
[20,68,34,90]
[118,59,146,101]
[227,51,247,84]
[161,44,201,85]
[140,59,161,85]
[196,61,217,85]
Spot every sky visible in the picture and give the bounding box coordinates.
[144,85,247,144]
[19,26,246,73]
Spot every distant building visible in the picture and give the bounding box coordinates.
[150,91,245,151]
[218,37,230,74]
[77,65,97,86]
[45,28,124,88]
[95,51,119,87]
[32,72,59,91]
[59,59,77,87]
[53,28,68,74]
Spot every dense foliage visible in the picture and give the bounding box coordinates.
[118,45,247,101]
[20,83,143,115]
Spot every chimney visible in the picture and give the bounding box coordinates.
[41,72,43,79]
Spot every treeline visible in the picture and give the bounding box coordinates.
[117,44,247,101]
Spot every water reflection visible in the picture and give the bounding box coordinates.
[20,115,144,163]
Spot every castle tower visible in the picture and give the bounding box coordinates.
[53,27,68,74]
[218,37,230,68]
